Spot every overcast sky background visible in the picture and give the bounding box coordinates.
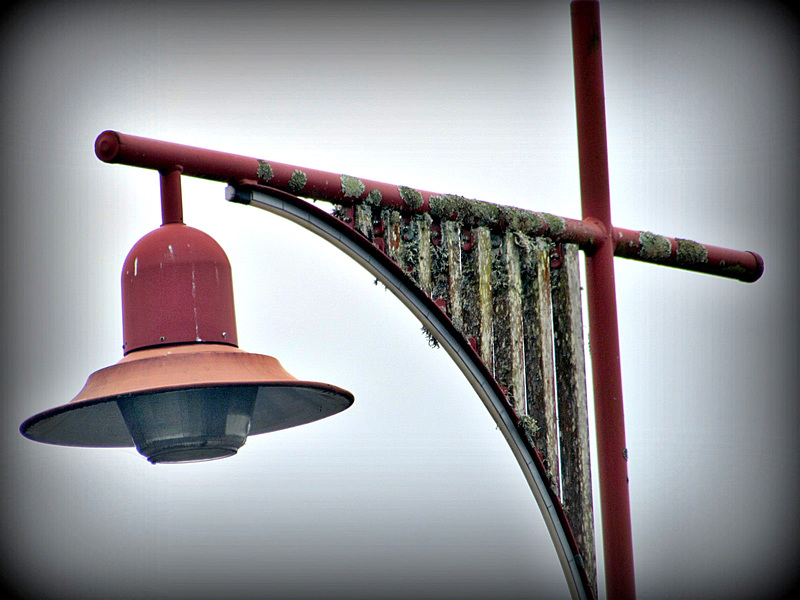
[2,1,798,598]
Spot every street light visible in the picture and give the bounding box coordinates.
[16,2,767,597]
[19,166,353,464]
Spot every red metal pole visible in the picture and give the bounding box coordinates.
[95,130,762,283]
[159,168,184,225]
[571,1,636,599]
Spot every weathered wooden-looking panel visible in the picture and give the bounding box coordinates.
[552,243,596,595]
[333,202,596,596]
[518,234,560,491]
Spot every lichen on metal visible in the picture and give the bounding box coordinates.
[429,193,480,222]
[495,231,526,416]
[511,209,546,234]
[398,185,424,211]
[638,231,672,261]
[340,174,366,198]
[257,160,274,183]
[476,227,494,370]
[550,243,597,595]
[465,199,505,228]
[385,209,403,264]
[517,233,560,490]
[519,415,540,444]
[365,189,383,206]
[288,169,308,194]
[354,204,373,240]
[491,232,513,405]
[349,183,557,244]
[416,214,433,294]
[428,194,454,220]
[428,194,552,237]
[718,261,750,279]
[443,221,463,330]
[397,215,422,281]
[459,228,481,353]
[676,238,709,265]
[540,212,567,236]
[506,233,526,415]
[490,232,508,293]
[430,226,450,309]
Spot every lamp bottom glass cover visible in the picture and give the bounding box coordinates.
[117,386,257,464]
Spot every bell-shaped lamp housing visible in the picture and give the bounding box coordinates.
[20,222,353,463]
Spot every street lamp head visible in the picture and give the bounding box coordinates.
[20,197,353,463]
[20,342,353,464]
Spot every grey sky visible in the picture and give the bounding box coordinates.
[2,1,798,598]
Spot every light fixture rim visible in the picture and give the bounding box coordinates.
[69,342,349,402]
[20,343,354,448]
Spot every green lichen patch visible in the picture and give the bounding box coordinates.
[365,189,383,206]
[466,199,502,227]
[639,231,672,261]
[411,191,562,238]
[398,185,424,210]
[429,194,468,220]
[510,210,544,234]
[490,232,508,292]
[519,415,540,443]
[493,205,516,226]
[429,194,546,233]
[540,213,567,236]
[288,169,307,194]
[340,174,365,198]
[427,195,445,218]
[257,160,274,183]
[720,262,749,279]
[398,216,422,281]
[354,204,373,239]
[430,238,449,304]
[676,238,708,265]
[459,236,481,345]
[416,213,433,293]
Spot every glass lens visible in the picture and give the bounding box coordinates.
[118,386,257,464]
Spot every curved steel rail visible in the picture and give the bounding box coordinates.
[226,181,594,599]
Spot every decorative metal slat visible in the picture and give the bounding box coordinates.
[491,232,513,403]
[518,234,560,490]
[354,204,373,241]
[430,222,449,314]
[443,221,463,331]
[416,214,433,295]
[386,210,403,265]
[460,228,483,360]
[504,233,527,419]
[475,227,494,370]
[551,243,596,596]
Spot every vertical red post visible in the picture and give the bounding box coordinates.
[571,1,636,598]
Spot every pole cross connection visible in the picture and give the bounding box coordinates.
[84,3,764,599]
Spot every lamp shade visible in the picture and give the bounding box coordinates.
[20,343,354,462]
[20,222,353,463]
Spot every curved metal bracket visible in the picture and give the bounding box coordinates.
[226,182,594,600]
